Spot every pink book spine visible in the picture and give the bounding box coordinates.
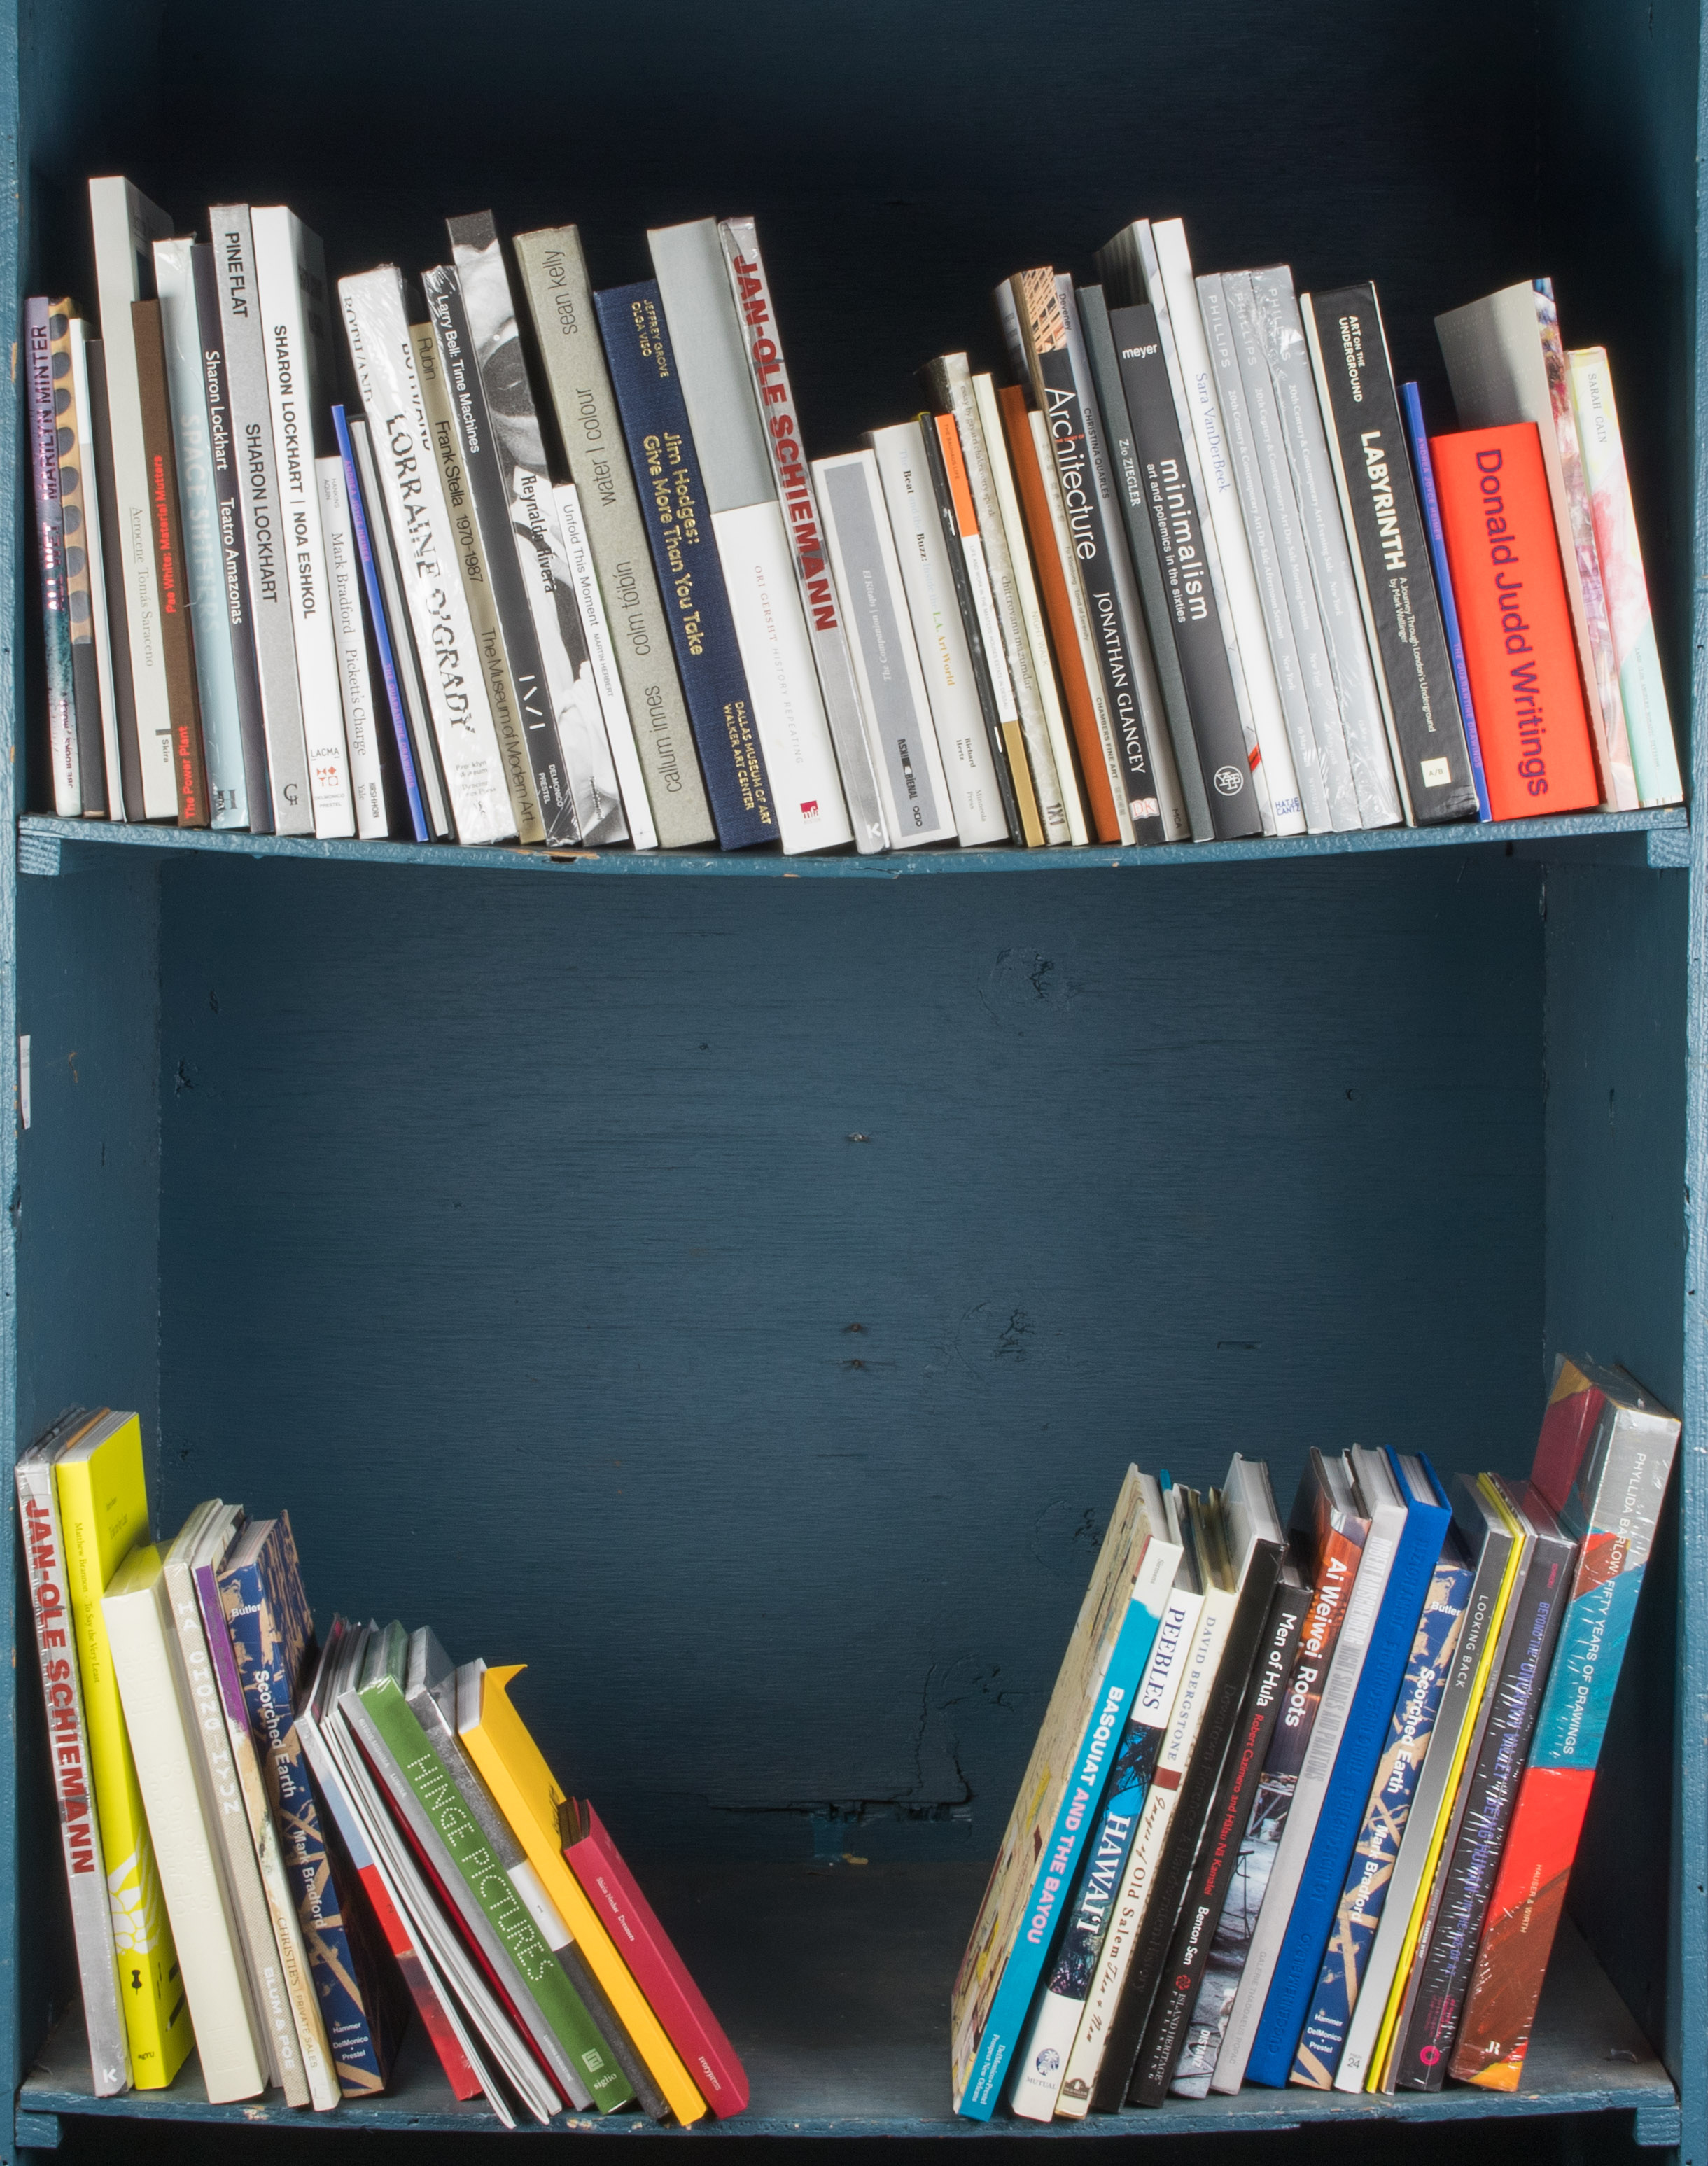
[566,1807,750,2116]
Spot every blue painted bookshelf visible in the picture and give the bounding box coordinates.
[1,0,1702,2155]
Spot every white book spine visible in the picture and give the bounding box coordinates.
[68,319,127,823]
[1154,221,1305,834]
[349,415,449,839]
[253,209,353,837]
[16,1453,130,2095]
[713,498,855,853]
[89,176,178,817]
[1014,1584,1203,2122]
[868,421,1009,845]
[338,267,515,845]
[555,482,658,851]
[102,1567,267,2102]
[1029,407,1134,845]
[1210,1514,1401,2093]
[974,372,1087,844]
[813,449,958,848]
[1056,1586,1235,2118]
[315,456,388,839]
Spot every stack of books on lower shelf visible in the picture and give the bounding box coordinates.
[953,1355,1678,2121]
[18,1413,748,2125]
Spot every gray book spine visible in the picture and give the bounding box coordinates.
[512,226,714,848]
[209,205,313,833]
[1198,272,1333,834]
[1223,272,1360,832]
[1078,286,1214,843]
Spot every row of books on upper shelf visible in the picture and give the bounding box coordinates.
[952,1356,1680,2121]
[18,1411,747,2125]
[25,184,1684,860]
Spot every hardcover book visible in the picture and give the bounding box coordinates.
[512,225,715,848]
[46,307,107,813]
[1303,284,1480,825]
[1429,421,1600,819]
[1451,1360,1681,2090]
[596,278,776,850]
[67,319,127,818]
[1399,383,1493,820]
[131,300,209,825]
[25,296,80,815]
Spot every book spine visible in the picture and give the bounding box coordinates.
[130,302,209,825]
[1533,279,1634,808]
[1393,1528,1577,2089]
[1451,1407,1678,2089]
[1132,1575,1309,2105]
[88,177,177,816]
[332,405,424,837]
[921,410,1034,843]
[48,307,108,812]
[346,413,444,839]
[26,298,82,815]
[1017,1584,1205,2120]
[1400,383,1492,819]
[1102,1546,1289,2109]
[1152,223,1305,834]
[1109,302,1263,841]
[1301,285,1480,824]
[16,1455,129,2092]
[957,1554,1174,2118]
[512,226,714,847]
[191,243,270,829]
[412,300,546,844]
[337,266,515,844]
[68,325,128,818]
[1224,272,1362,831]
[811,449,958,848]
[1290,1556,1471,2088]
[153,247,244,827]
[556,480,659,848]
[1567,347,1682,805]
[866,420,1011,845]
[719,218,888,850]
[251,210,352,837]
[210,207,312,833]
[594,279,775,849]
[975,371,1088,842]
[315,456,388,837]
[1078,287,1214,843]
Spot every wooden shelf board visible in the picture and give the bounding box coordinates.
[15,806,1688,881]
[19,1862,1679,2142]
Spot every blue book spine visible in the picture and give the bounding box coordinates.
[593,279,775,851]
[1245,1453,1452,2086]
[1401,382,1492,821]
[958,1570,1170,2120]
[1288,1551,1472,2088]
[332,403,427,844]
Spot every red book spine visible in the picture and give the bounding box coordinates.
[1429,421,1599,820]
[565,1805,750,2116]
[348,1852,483,2099]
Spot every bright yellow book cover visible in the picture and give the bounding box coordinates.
[1367,1472,1527,2090]
[461,1667,706,2125]
[55,1413,192,2088]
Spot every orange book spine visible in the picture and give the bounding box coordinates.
[997,384,1119,842]
[1429,421,1598,820]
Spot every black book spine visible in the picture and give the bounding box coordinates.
[1110,302,1263,841]
[192,242,272,832]
[1091,1538,1287,2111]
[1129,1574,1309,2104]
[85,338,146,821]
[1393,1516,1576,2090]
[916,410,1025,844]
[1304,283,1478,825]
[1079,286,1213,844]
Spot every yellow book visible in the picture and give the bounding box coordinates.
[461,1667,707,2125]
[1366,1473,1527,2090]
[55,1413,193,2089]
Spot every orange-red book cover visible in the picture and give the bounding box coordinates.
[997,384,1119,841]
[1430,421,1597,820]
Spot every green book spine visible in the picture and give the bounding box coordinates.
[356,1676,632,2109]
